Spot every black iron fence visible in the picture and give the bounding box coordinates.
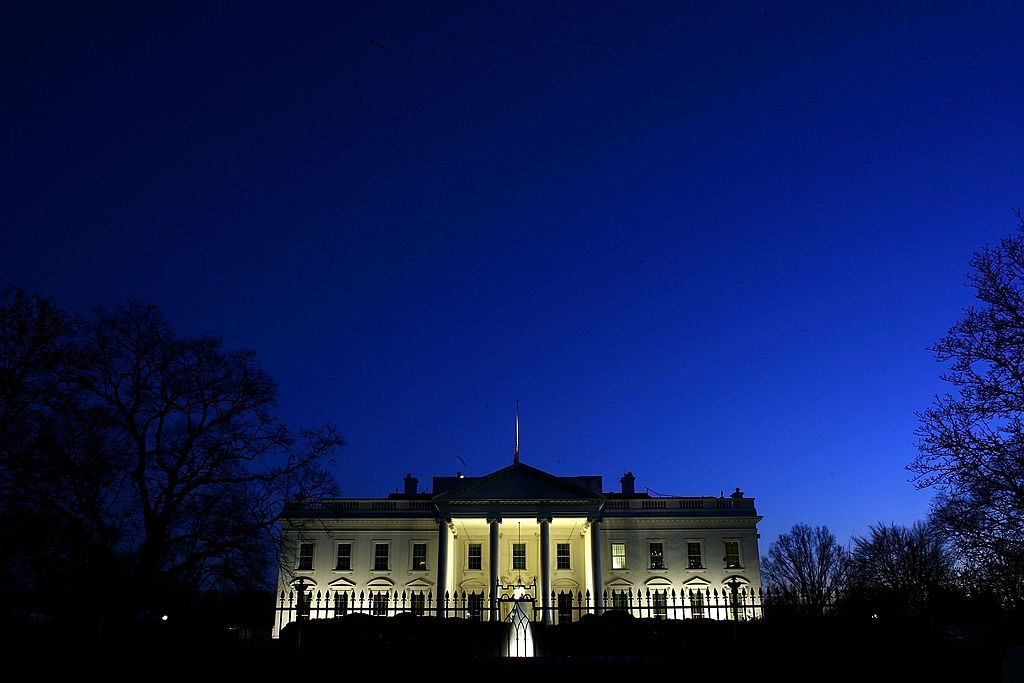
[275,585,774,633]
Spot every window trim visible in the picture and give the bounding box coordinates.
[556,542,571,570]
[370,590,390,616]
[648,540,667,571]
[723,538,743,569]
[296,540,315,571]
[467,543,483,571]
[410,591,426,616]
[511,542,527,571]
[686,539,705,570]
[371,540,391,572]
[410,540,429,571]
[334,540,353,572]
[330,589,350,617]
[610,541,628,570]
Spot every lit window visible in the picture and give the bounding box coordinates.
[374,543,390,571]
[724,540,741,569]
[649,542,665,570]
[412,543,428,571]
[513,543,527,570]
[297,541,314,570]
[468,544,482,570]
[611,542,627,570]
[556,543,571,570]
[335,543,352,571]
[687,541,703,569]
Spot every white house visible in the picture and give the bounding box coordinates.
[273,460,762,637]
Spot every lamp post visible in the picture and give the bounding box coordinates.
[724,577,742,622]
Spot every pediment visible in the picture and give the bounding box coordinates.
[682,576,710,587]
[459,578,487,591]
[404,578,434,590]
[723,574,750,585]
[433,463,604,502]
[606,577,633,588]
[366,577,395,588]
[644,576,673,587]
[328,576,357,589]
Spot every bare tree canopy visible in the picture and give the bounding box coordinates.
[761,523,847,610]
[911,210,1024,586]
[0,288,343,623]
[848,521,954,614]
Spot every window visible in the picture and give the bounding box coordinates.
[689,589,705,618]
[556,543,571,570]
[296,588,311,620]
[652,591,667,620]
[611,590,629,610]
[467,592,484,621]
[557,591,573,624]
[411,592,425,616]
[372,592,388,616]
[332,592,348,617]
[649,542,665,570]
[724,540,741,569]
[412,543,428,571]
[611,542,627,570]
[297,541,314,570]
[468,543,482,570]
[512,543,527,570]
[373,543,390,571]
[687,541,703,569]
[335,543,352,571]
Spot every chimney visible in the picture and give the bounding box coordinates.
[620,472,636,495]
[403,473,419,496]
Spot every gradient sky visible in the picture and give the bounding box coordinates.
[4,1,1024,552]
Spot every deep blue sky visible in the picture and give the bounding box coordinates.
[4,1,1023,552]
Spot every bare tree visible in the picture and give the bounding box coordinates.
[911,209,1024,608]
[848,521,954,615]
[761,523,848,613]
[0,291,343,628]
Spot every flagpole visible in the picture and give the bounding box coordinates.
[514,400,520,464]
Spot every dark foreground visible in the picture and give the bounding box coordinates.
[8,612,1023,682]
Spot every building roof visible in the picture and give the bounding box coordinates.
[432,462,605,503]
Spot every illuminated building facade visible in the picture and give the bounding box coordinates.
[273,461,762,637]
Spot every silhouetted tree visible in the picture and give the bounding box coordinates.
[0,288,343,632]
[911,209,1024,610]
[761,523,847,614]
[847,521,955,616]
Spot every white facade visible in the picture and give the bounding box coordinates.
[273,462,762,637]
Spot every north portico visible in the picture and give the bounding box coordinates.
[432,462,607,622]
[274,461,762,637]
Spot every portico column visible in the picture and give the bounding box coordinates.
[436,515,450,618]
[539,516,552,625]
[589,517,604,614]
[488,515,501,621]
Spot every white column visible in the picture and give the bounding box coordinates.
[589,516,604,613]
[488,515,501,621]
[539,516,552,624]
[436,516,450,617]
